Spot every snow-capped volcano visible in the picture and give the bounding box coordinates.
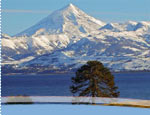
[2,4,106,61]
[2,4,150,73]
[16,3,105,37]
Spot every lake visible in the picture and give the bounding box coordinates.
[2,72,150,100]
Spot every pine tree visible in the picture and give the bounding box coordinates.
[70,61,120,97]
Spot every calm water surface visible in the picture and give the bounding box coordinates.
[2,72,150,100]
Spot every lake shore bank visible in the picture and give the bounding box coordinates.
[2,70,150,76]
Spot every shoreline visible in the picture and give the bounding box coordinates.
[2,71,150,76]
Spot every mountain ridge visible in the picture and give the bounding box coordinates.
[2,4,150,73]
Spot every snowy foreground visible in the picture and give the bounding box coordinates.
[2,104,150,115]
[2,96,150,107]
[2,96,150,115]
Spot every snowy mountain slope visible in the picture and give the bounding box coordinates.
[21,32,150,71]
[2,4,105,62]
[1,4,150,73]
[16,3,105,37]
[2,33,70,62]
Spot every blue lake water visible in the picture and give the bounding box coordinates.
[2,72,150,100]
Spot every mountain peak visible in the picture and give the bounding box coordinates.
[59,3,80,15]
[67,3,75,8]
[15,4,105,37]
[64,3,78,9]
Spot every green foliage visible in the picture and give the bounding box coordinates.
[70,61,120,97]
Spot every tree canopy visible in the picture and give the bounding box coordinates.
[70,61,120,97]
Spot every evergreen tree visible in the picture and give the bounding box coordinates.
[70,61,120,97]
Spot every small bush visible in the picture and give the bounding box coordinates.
[6,95,33,104]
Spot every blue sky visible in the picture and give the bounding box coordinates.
[2,0,150,36]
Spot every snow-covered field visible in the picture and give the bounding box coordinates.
[2,96,150,114]
[2,104,150,115]
[2,96,150,107]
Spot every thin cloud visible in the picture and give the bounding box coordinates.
[2,9,52,14]
[2,9,150,18]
